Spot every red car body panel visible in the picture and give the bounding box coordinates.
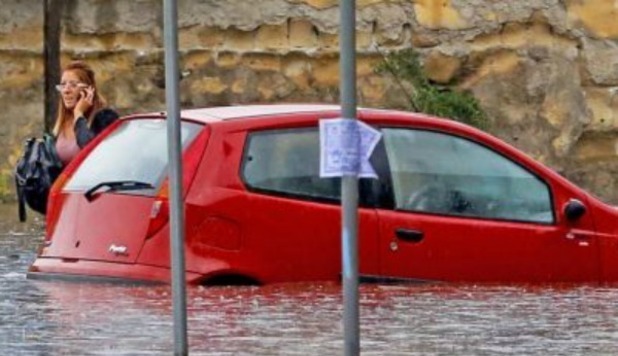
[27,105,618,285]
[587,201,618,281]
[377,209,600,283]
[44,194,153,263]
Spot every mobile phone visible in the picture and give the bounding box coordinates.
[77,84,88,99]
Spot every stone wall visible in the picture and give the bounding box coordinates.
[1,0,618,203]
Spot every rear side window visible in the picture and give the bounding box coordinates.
[242,128,341,201]
[64,119,202,192]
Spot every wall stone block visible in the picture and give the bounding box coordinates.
[223,28,256,51]
[356,30,374,51]
[317,32,340,52]
[183,50,214,71]
[413,0,470,30]
[231,77,247,95]
[311,55,340,86]
[567,0,618,39]
[191,76,228,96]
[423,51,461,83]
[179,26,205,50]
[242,53,282,72]
[470,21,577,54]
[583,87,618,131]
[359,75,388,104]
[257,72,295,100]
[0,26,43,52]
[573,133,618,163]
[215,51,240,68]
[0,0,43,34]
[256,24,289,51]
[582,39,618,86]
[195,27,227,49]
[289,19,319,49]
[357,55,382,77]
[67,0,159,34]
[282,54,312,90]
[410,30,441,48]
[62,32,157,53]
[0,53,44,89]
[288,0,338,9]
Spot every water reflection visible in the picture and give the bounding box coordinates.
[2,231,618,355]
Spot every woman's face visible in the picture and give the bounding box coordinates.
[58,70,87,109]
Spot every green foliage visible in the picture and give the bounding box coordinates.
[375,48,488,130]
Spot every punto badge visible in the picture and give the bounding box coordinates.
[108,244,128,256]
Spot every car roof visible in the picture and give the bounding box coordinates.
[179,104,342,123]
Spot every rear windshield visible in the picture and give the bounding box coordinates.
[64,118,203,193]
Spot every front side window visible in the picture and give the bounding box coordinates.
[243,129,341,201]
[383,128,553,223]
[64,118,202,193]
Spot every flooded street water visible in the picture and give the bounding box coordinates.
[2,207,618,355]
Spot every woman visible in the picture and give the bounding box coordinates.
[53,60,118,166]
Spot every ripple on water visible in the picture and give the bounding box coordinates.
[2,232,618,354]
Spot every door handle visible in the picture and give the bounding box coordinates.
[395,228,424,243]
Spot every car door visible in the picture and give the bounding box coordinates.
[376,128,600,283]
[238,127,380,283]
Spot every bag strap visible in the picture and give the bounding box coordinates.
[43,133,63,168]
[14,137,38,222]
[15,174,26,222]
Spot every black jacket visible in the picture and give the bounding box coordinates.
[74,108,119,148]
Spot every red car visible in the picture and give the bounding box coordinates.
[27,105,618,285]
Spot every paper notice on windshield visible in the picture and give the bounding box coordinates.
[319,118,382,178]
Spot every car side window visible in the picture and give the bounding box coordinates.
[242,128,341,201]
[383,128,554,223]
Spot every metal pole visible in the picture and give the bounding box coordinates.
[43,0,63,133]
[162,0,188,355]
[339,0,359,355]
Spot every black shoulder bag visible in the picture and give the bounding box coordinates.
[14,134,63,222]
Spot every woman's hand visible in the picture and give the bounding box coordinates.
[73,86,95,120]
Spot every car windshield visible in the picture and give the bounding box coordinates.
[63,118,202,193]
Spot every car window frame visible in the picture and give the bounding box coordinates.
[376,125,557,225]
[240,126,383,207]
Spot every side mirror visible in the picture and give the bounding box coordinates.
[564,199,586,222]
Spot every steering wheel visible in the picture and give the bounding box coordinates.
[405,182,449,212]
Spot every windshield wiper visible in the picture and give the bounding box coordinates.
[84,180,155,202]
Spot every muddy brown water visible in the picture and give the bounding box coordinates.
[1,203,618,355]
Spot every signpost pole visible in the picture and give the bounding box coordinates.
[162,0,188,354]
[339,0,360,355]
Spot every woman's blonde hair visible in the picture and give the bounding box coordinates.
[52,61,107,136]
